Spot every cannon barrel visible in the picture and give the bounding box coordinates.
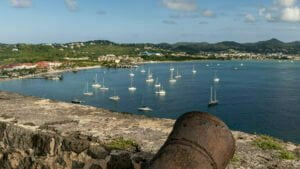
[147,112,235,169]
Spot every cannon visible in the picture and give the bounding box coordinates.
[147,112,235,169]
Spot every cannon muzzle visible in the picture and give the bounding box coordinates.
[147,112,235,169]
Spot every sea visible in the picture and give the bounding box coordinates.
[0,60,299,143]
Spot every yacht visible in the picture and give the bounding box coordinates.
[170,64,175,71]
[71,99,83,104]
[208,86,218,107]
[146,69,154,83]
[140,66,146,73]
[169,70,176,83]
[128,78,137,91]
[83,82,93,96]
[92,74,101,88]
[129,69,135,77]
[154,78,161,88]
[175,69,182,79]
[109,90,120,101]
[100,78,109,91]
[213,72,220,83]
[138,106,153,112]
[192,65,197,74]
[155,86,166,96]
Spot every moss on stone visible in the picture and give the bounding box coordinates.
[253,135,283,150]
[278,150,297,160]
[105,137,138,151]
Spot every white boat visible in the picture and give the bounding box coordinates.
[175,69,182,79]
[234,67,238,70]
[170,64,175,71]
[208,86,218,107]
[92,74,101,88]
[206,64,210,67]
[100,78,109,91]
[213,72,220,83]
[240,63,244,66]
[169,70,176,83]
[83,82,93,96]
[140,66,146,73]
[109,89,120,101]
[154,78,161,88]
[146,69,154,83]
[129,69,135,77]
[155,86,166,96]
[138,106,152,112]
[192,65,197,74]
[128,78,137,91]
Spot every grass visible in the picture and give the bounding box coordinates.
[105,137,139,151]
[253,135,298,160]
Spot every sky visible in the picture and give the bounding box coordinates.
[1,0,300,44]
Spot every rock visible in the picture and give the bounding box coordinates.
[55,157,66,167]
[89,164,103,169]
[87,145,108,159]
[31,133,59,156]
[62,137,89,154]
[107,150,134,169]
[0,122,7,141]
[72,161,85,169]
[295,147,300,157]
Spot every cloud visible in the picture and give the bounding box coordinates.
[281,7,300,22]
[245,14,256,23]
[162,20,177,24]
[202,9,216,17]
[258,0,300,22]
[276,0,297,7]
[162,0,197,12]
[64,0,78,11]
[10,0,31,8]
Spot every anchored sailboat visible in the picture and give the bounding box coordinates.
[175,68,182,79]
[109,89,120,101]
[169,70,176,83]
[128,78,137,91]
[83,82,93,96]
[92,74,101,88]
[146,69,154,83]
[154,78,161,88]
[192,65,197,74]
[100,78,109,91]
[208,86,218,107]
[213,72,220,83]
[155,86,166,96]
[129,68,135,77]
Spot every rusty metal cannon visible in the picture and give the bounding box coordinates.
[147,112,235,169]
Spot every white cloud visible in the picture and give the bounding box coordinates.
[281,7,300,22]
[10,0,31,8]
[258,0,300,22]
[64,0,78,11]
[277,0,297,7]
[202,9,215,17]
[245,14,256,23]
[162,0,197,12]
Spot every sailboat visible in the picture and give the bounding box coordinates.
[140,66,146,73]
[170,64,175,71]
[175,69,182,79]
[146,69,154,83]
[129,69,135,77]
[213,72,220,83]
[208,86,218,107]
[169,70,176,83]
[154,78,161,88]
[83,82,93,96]
[109,89,120,101]
[138,97,152,112]
[128,78,137,91]
[155,86,166,96]
[92,74,101,88]
[100,78,109,91]
[192,65,197,74]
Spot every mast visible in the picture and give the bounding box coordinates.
[210,86,213,102]
[87,82,89,93]
[130,78,133,87]
[214,86,217,101]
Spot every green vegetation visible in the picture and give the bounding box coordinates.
[253,135,283,150]
[104,137,139,151]
[253,135,298,160]
[230,154,241,165]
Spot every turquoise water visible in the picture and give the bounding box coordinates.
[0,60,300,143]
